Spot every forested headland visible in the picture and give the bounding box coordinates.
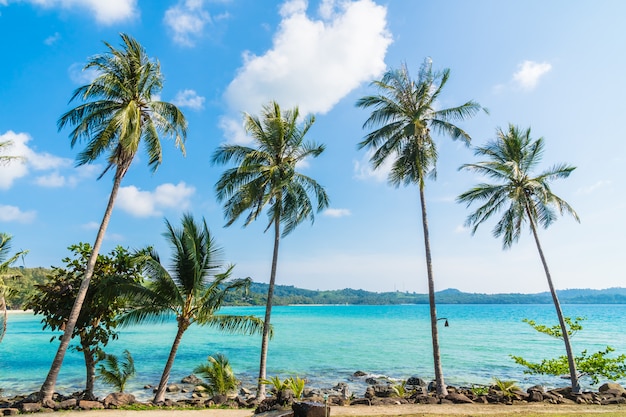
[5,267,626,309]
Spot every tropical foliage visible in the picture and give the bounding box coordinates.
[356,58,485,396]
[42,32,187,402]
[511,317,626,384]
[97,350,136,393]
[26,243,142,399]
[194,353,239,396]
[212,100,329,399]
[458,124,581,392]
[0,233,28,343]
[118,214,265,403]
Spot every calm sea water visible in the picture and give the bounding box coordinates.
[1,304,625,400]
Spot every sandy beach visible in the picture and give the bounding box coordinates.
[34,403,625,417]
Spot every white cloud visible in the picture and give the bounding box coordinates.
[68,62,99,85]
[164,0,211,46]
[223,0,391,125]
[0,205,36,223]
[16,0,137,24]
[577,180,611,195]
[323,208,351,218]
[172,89,205,110]
[116,182,195,217]
[218,116,250,145]
[512,60,552,91]
[44,32,61,45]
[353,149,393,183]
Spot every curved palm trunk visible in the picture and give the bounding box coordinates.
[40,169,126,403]
[419,186,447,397]
[0,295,6,343]
[527,211,580,394]
[256,216,281,400]
[154,320,188,403]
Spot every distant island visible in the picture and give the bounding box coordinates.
[6,267,626,309]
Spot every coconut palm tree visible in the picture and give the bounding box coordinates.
[40,33,187,402]
[0,233,28,343]
[356,58,485,396]
[120,214,265,404]
[457,124,581,393]
[212,101,329,400]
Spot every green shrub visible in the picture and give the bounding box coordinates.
[194,353,239,396]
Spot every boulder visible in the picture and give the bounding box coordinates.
[57,398,77,409]
[166,384,181,392]
[181,374,203,385]
[292,401,328,417]
[406,377,427,387]
[348,397,370,406]
[103,392,136,408]
[1,409,19,416]
[78,400,104,410]
[20,403,41,413]
[445,392,473,404]
[599,382,625,394]
[353,371,367,377]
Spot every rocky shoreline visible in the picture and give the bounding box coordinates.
[1,372,625,415]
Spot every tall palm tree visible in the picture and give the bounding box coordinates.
[457,124,581,393]
[120,214,265,404]
[0,233,28,343]
[41,33,187,402]
[356,58,485,396]
[212,101,329,400]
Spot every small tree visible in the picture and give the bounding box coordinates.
[194,353,238,396]
[97,350,136,393]
[511,317,626,385]
[26,243,142,399]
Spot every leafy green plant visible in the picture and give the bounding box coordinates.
[194,353,239,396]
[391,380,408,398]
[511,317,626,384]
[260,375,288,397]
[470,384,490,396]
[492,377,520,399]
[97,349,135,392]
[284,376,306,400]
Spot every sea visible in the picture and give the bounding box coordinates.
[1,304,625,401]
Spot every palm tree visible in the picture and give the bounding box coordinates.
[96,350,136,393]
[194,353,239,396]
[0,233,28,343]
[457,124,581,393]
[120,214,265,404]
[212,101,329,400]
[41,33,187,402]
[356,58,485,396]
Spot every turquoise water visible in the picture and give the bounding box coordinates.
[1,304,625,400]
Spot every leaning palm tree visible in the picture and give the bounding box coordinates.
[212,101,329,400]
[40,33,187,402]
[457,124,581,393]
[0,233,28,343]
[356,58,485,396]
[120,214,265,404]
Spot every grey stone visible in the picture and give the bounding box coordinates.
[292,401,328,417]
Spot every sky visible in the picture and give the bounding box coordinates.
[0,0,624,295]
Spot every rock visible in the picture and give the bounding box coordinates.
[445,393,473,404]
[601,396,626,405]
[292,401,328,417]
[103,392,136,408]
[212,394,228,405]
[181,374,203,385]
[20,403,41,413]
[372,384,394,398]
[78,400,104,410]
[1,409,19,416]
[166,384,181,392]
[349,397,370,406]
[353,371,367,377]
[406,377,426,387]
[255,410,294,417]
[527,391,543,402]
[57,398,77,409]
[599,382,625,394]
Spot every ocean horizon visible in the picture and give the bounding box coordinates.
[1,304,625,401]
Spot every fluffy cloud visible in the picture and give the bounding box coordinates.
[164,0,211,46]
[116,182,195,217]
[353,149,393,183]
[44,32,61,45]
[0,131,98,189]
[13,0,137,24]
[172,89,206,110]
[323,208,351,218]
[68,62,99,85]
[512,60,552,91]
[0,205,36,223]
[223,0,391,126]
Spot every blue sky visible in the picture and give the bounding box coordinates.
[1,0,624,294]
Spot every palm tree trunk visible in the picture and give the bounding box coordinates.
[257,216,281,401]
[419,185,447,397]
[153,320,188,403]
[39,169,125,403]
[527,211,581,394]
[0,295,6,343]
